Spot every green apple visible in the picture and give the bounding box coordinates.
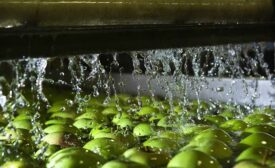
[1,160,36,168]
[14,114,31,121]
[45,119,73,126]
[157,116,181,128]
[233,161,266,168]
[123,148,140,158]
[244,124,275,136]
[76,111,106,122]
[236,147,275,166]
[83,138,127,159]
[35,145,60,159]
[89,125,112,138]
[126,149,170,167]
[174,105,185,114]
[189,100,208,110]
[239,132,275,149]
[133,123,155,137]
[137,106,158,116]
[167,150,222,168]
[180,124,210,136]
[92,132,117,139]
[220,119,247,132]
[115,118,134,129]
[263,107,275,117]
[218,111,235,120]
[50,112,76,120]
[102,107,119,116]
[203,115,226,125]
[47,101,68,113]
[102,160,149,168]
[42,132,79,147]
[112,112,130,124]
[253,107,275,117]
[158,130,184,141]
[84,106,103,113]
[151,100,170,111]
[191,128,234,145]
[73,119,99,130]
[244,113,273,125]
[47,147,105,168]
[186,139,233,160]
[143,137,179,152]
[43,124,78,134]
[12,120,32,130]
[87,97,105,107]
[148,113,165,123]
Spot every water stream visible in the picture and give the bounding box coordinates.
[0,42,274,166]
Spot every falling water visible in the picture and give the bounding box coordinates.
[0,42,274,165]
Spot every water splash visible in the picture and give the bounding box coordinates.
[0,41,273,162]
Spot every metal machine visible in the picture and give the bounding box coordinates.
[0,0,274,58]
[0,0,274,106]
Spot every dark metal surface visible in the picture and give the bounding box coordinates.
[0,0,273,27]
[0,23,275,59]
[0,0,274,59]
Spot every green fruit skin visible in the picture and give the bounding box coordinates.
[220,119,247,132]
[50,112,76,120]
[180,124,210,136]
[244,124,275,137]
[244,113,273,125]
[236,147,275,165]
[185,139,233,160]
[137,106,158,116]
[73,119,99,129]
[83,138,127,160]
[42,132,79,146]
[239,132,275,150]
[191,128,234,145]
[128,150,170,167]
[203,115,226,125]
[167,150,222,168]
[143,137,179,152]
[47,147,105,168]
[12,120,32,130]
[102,107,118,116]
[43,124,78,134]
[233,161,267,168]
[1,160,36,168]
[133,123,154,137]
[102,160,149,168]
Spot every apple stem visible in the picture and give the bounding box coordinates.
[262,149,268,165]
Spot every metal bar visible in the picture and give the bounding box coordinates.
[112,74,275,107]
[0,0,273,28]
[0,0,274,59]
[0,23,275,59]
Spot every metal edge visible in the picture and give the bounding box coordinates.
[0,23,275,60]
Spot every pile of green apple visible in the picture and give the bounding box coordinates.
[0,91,274,168]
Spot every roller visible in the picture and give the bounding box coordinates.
[0,0,274,59]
